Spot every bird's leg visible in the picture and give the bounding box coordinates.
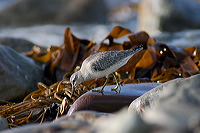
[111,72,121,93]
[92,76,109,93]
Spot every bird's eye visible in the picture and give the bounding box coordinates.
[72,79,76,84]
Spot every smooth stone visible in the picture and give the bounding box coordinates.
[92,108,151,133]
[128,74,200,113]
[0,116,8,131]
[156,74,200,106]
[143,103,200,132]
[141,74,200,132]
[138,0,200,34]
[128,78,181,113]
[0,45,44,101]
[0,37,35,53]
[67,83,160,116]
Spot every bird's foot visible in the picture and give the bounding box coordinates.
[92,89,104,93]
[111,84,121,94]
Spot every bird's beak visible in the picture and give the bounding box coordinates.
[71,85,75,97]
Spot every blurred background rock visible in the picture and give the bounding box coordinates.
[0,0,199,47]
[138,0,200,34]
[0,0,138,27]
[0,0,107,26]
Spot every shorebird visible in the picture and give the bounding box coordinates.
[70,44,143,96]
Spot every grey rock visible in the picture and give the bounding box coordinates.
[0,37,35,53]
[1,111,109,133]
[92,108,151,133]
[0,116,8,131]
[143,103,200,133]
[1,120,90,133]
[0,45,43,101]
[128,78,183,113]
[129,74,200,112]
[128,74,200,113]
[0,0,107,27]
[142,74,200,132]
[128,74,200,132]
[156,74,200,106]
[56,110,111,125]
[138,0,200,34]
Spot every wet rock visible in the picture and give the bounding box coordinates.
[0,45,44,101]
[67,83,160,116]
[0,0,107,27]
[128,74,200,113]
[0,116,8,131]
[138,0,200,34]
[0,37,35,53]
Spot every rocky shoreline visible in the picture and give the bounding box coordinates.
[0,0,200,132]
[0,25,199,132]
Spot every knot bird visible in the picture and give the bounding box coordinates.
[70,44,143,96]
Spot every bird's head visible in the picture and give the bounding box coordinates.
[70,71,83,97]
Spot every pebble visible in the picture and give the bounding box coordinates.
[138,0,200,34]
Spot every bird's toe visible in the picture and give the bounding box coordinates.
[92,89,104,93]
[111,86,121,94]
